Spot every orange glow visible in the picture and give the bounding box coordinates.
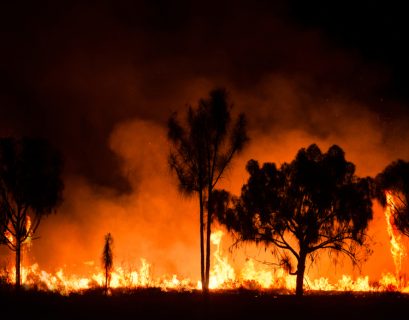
[25,216,33,248]
[3,216,32,247]
[1,229,409,294]
[385,191,406,280]
[208,230,235,289]
[4,230,14,245]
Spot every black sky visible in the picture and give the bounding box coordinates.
[1,0,408,193]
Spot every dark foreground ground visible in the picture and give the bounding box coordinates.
[1,287,408,320]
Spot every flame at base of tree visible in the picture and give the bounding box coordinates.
[1,230,409,295]
[385,192,406,279]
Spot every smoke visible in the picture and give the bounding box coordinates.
[24,119,199,278]
[1,1,409,282]
[19,73,409,282]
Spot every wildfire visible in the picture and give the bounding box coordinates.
[385,191,406,278]
[4,230,14,244]
[208,230,235,289]
[3,216,33,247]
[1,229,408,294]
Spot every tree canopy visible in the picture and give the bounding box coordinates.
[215,144,375,296]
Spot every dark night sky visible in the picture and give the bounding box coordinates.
[1,0,409,193]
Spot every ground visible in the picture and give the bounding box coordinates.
[1,288,408,320]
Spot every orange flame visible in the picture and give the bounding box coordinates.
[385,191,406,279]
[3,216,33,247]
[4,230,14,244]
[208,230,235,289]
[1,228,408,294]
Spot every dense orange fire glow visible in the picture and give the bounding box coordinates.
[385,192,406,278]
[3,216,33,247]
[1,227,408,294]
[4,230,13,245]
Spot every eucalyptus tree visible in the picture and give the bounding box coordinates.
[216,144,375,296]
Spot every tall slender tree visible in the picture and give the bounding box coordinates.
[102,232,114,294]
[167,88,248,292]
[376,159,409,237]
[0,137,64,289]
[0,200,7,245]
[215,144,374,296]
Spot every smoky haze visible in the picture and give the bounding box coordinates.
[1,1,409,281]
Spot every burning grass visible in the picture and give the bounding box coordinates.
[1,194,408,296]
[2,228,409,295]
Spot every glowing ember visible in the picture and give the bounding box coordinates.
[385,192,406,279]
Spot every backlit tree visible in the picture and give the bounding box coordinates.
[216,144,374,296]
[0,137,64,289]
[167,88,248,292]
[102,232,114,294]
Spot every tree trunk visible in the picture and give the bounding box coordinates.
[295,251,307,297]
[204,188,212,292]
[15,238,21,290]
[105,267,108,294]
[199,190,205,292]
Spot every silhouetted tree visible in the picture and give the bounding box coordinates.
[0,208,6,245]
[102,232,113,294]
[0,137,64,289]
[376,160,409,237]
[215,144,374,296]
[167,88,248,292]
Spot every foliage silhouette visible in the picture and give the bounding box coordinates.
[0,137,64,289]
[167,88,248,292]
[102,232,114,294]
[215,144,375,296]
[376,159,409,237]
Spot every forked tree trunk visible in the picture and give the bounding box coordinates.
[295,251,307,297]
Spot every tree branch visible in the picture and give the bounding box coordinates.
[277,232,299,260]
